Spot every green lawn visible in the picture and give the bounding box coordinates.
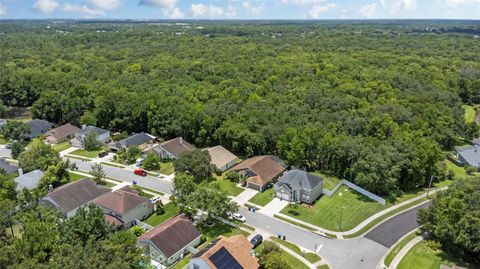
[248,188,275,206]
[144,203,180,227]
[270,236,321,263]
[70,147,107,158]
[256,242,309,269]
[312,172,341,191]
[52,141,71,152]
[384,230,420,267]
[398,241,474,269]
[210,176,244,196]
[0,136,8,145]
[462,105,476,123]
[69,172,86,181]
[101,162,125,168]
[444,159,468,179]
[158,162,175,175]
[281,186,386,231]
[105,181,117,188]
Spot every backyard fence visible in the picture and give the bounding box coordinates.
[322,179,386,205]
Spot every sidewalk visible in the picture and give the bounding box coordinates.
[389,236,423,269]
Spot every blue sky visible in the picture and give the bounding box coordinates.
[1,0,479,20]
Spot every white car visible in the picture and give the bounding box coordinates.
[135,157,145,167]
[150,196,161,204]
[232,212,246,223]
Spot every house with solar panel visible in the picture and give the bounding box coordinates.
[137,214,201,266]
[189,235,259,269]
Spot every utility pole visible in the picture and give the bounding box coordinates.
[426,175,435,198]
[339,192,344,231]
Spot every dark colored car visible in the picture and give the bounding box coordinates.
[250,234,263,248]
[98,151,109,158]
[134,168,147,177]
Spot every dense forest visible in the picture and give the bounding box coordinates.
[1,20,479,197]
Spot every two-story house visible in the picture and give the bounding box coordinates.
[274,169,323,204]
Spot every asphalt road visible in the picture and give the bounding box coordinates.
[67,158,174,195]
[364,201,431,248]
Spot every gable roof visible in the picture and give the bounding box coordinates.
[207,146,238,169]
[76,126,110,139]
[15,169,44,191]
[138,214,200,258]
[95,187,150,214]
[230,155,286,184]
[456,145,480,167]
[46,178,110,214]
[46,123,80,140]
[0,159,18,175]
[110,132,155,150]
[193,235,259,269]
[157,137,195,158]
[27,119,54,138]
[278,169,323,190]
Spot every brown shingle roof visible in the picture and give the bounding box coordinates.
[138,214,200,258]
[47,178,110,214]
[46,123,80,140]
[230,155,286,185]
[207,146,238,169]
[95,187,151,214]
[158,137,195,158]
[199,235,259,269]
[104,214,124,226]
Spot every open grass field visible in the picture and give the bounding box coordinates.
[70,147,107,158]
[398,241,474,269]
[384,230,420,267]
[52,141,71,152]
[144,203,180,227]
[269,236,321,263]
[255,242,310,269]
[248,188,275,206]
[281,186,385,231]
[210,176,244,196]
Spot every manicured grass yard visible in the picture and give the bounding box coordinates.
[398,241,474,269]
[210,176,244,196]
[255,242,309,269]
[144,203,180,227]
[281,186,385,231]
[248,188,275,206]
[444,159,468,179]
[70,147,107,158]
[462,104,476,123]
[312,172,341,191]
[52,141,71,152]
[270,236,321,263]
[384,230,420,267]
[158,161,175,175]
[69,172,86,181]
[0,136,8,145]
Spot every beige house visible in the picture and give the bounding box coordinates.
[206,146,238,172]
[137,214,201,266]
[45,123,80,144]
[229,155,287,191]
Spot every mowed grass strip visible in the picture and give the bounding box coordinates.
[398,241,474,269]
[158,162,175,175]
[462,104,476,123]
[144,203,180,227]
[269,236,321,263]
[281,186,385,231]
[70,147,106,158]
[52,141,71,152]
[384,230,420,267]
[248,188,275,206]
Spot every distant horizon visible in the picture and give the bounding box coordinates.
[1,0,479,21]
[1,18,479,22]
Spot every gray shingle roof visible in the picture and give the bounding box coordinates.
[277,170,323,190]
[0,159,18,174]
[76,126,109,138]
[15,169,44,191]
[110,132,154,150]
[456,145,480,167]
[27,119,54,138]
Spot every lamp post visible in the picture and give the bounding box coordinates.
[339,192,344,231]
[426,175,436,198]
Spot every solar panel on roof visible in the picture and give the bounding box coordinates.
[209,247,243,269]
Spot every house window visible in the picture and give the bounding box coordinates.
[193,264,200,269]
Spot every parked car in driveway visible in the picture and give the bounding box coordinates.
[134,168,147,177]
[98,151,109,158]
[250,234,263,248]
[226,212,246,222]
[135,157,144,167]
[150,196,161,203]
[5,143,12,149]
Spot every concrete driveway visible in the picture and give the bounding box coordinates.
[259,197,289,216]
[232,188,257,205]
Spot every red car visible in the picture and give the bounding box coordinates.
[134,168,147,177]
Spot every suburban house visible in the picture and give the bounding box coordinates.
[0,159,18,175]
[189,235,259,269]
[45,123,80,144]
[206,146,238,172]
[0,119,6,127]
[95,186,153,228]
[70,125,111,148]
[137,214,201,266]
[40,178,111,218]
[229,155,287,191]
[14,169,44,191]
[275,169,323,204]
[108,132,156,152]
[455,145,480,167]
[26,119,54,139]
[152,137,195,160]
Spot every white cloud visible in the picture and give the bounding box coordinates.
[190,4,224,17]
[379,0,387,7]
[280,0,324,4]
[308,2,336,18]
[86,0,121,10]
[162,7,184,18]
[139,0,176,9]
[242,1,263,16]
[360,3,376,18]
[62,3,105,16]
[33,0,59,14]
[225,5,237,17]
[0,2,6,15]
[393,0,416,11]
[445,0,480,8]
